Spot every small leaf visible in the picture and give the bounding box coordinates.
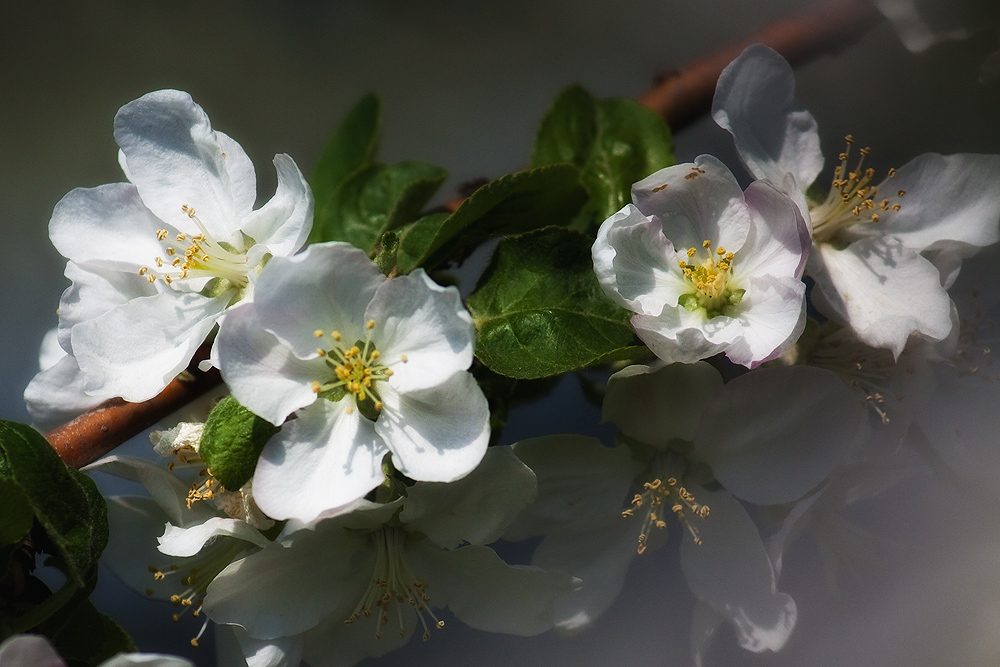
[532,85,675,233]
[311,161,448,251]
[395,164,587,272]
[200,396,281,491]
[47,598,137,666]
[0,422,106,588]
[310,93,381,208]
[468,227,636,379]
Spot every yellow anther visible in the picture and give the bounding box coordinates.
[871,214,880,223]
[716,247,726,255]
[845,134,855,143]
[702,240,711,249]
[176,233,187,242]
[366,319,376,330]
[332,331,342,341]
[686,247,697,258]
[370,350,380,360]
[897,190,906,197]
[888,168,897,177]
[314,329,324,338]
[139,266,148,275]
[147,274,156,284]
[311,381,321,393]
[892,204,901,211]
[317,348,327,357]
[374,401,383,411]
[157,229,169,241]
[401,355,408,363]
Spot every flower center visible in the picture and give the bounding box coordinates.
[311,319,398,419]
[139,205,251,290]
[809,135,905,245]
[677,239,744,317]
[345,527,445,641]
[147,537,249,647]
[622,459,709,553]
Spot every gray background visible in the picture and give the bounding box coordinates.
[3,1,1000,665]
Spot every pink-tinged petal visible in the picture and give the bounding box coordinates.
[0,634,66,667]
[712,44,823,194]
[599,211,690,313]
[24,354,108,432]
[217,302,324,426]
[631,308,742,365]
[205,522,372,640]
[725,274,806,368]
[243,154,314,263]
[57,262,158,352]
[506,436,640,540]
[366,269,474,393]
[680,486,797,654]
[631,155,750,255]
[694,366,864,505]
[252,400,388,523]
[114,90,253,239]
[409,542,580,636]
[252,243,384,358]
[737,180,811,280]
[849,153,1000,252]
[49,183,170,272]
[603,363,721,447]
[400,447,536,549]
[808,237,954,356]
[158,517,270,557]
[375,374,489,483]
[71,291,228,401]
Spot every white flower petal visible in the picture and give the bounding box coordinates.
[631,309,741,364]
[505,435,640,540]
[158,516,270,557]
[206,524,370,640]
[0,633,67,667]
[215,625,304,667]
[302,609,412,667]
[251,243,384,358]
[214,130,258,220]
[400,446,536,549]
[24,354,108,431]
[736,179,811,280]
[808,237,954,356]
[49,183,169,272]
[101,653,196,667]
[243,154,313,262]
[71,291,228,401]
[100,496,182,602]
[58,262,159,352]
[631,155,750,254]
[850,152,1000,253]
[367,269,475,393]
[593,206,689,313]
[114,90,253,238]
[217,302,323,425]
[409,542,580,636]
[603,362,722,447]
[694,366,864,505]
[712,43,823,196]
[680,486,797,654]
[724,274,806,368]
[375,373,489,483]
[252,400,388,523]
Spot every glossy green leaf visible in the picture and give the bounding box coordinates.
[0,478,32,580]
[532,85,675,232]
[0,422,106,588]
[200,396,280,491]
[468,227,636,379]
[310,93,381,210]
[394,164,587,272]
[311,160,448,251]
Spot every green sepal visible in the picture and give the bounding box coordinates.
[310,93,381,217]
[468,226,637,379]
[532,85,675,234]
[727,288,746,307]
[310,160,448,251]
[200,396,280,491]
[394,164,588,272]
[678,293,701,312]
[0,422,108,590]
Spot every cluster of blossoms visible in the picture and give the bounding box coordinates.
[19,42,1000,667]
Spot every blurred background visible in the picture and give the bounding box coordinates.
[3,1,1000,665]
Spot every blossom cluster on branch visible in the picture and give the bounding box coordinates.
[4,38,1000,667]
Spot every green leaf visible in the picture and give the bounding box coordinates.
[468,226,636,379]
[310,93,381,209]
[0,422,106,588]
[47,599,137,667]
[311,161,448,251]
[200,396,281,491]
[0,478,32,580]
[394,164,588,272]
[532,85,675,233]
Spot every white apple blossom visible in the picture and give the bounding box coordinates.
[215,241,490,524]
[505,361,866,659]
[0,634,194,667]
[202,447,578,667]
[592,154,810,368]
[42,89,313,403]
[713,43,1000,356]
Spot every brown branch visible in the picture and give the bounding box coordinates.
[45,0,882,469]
